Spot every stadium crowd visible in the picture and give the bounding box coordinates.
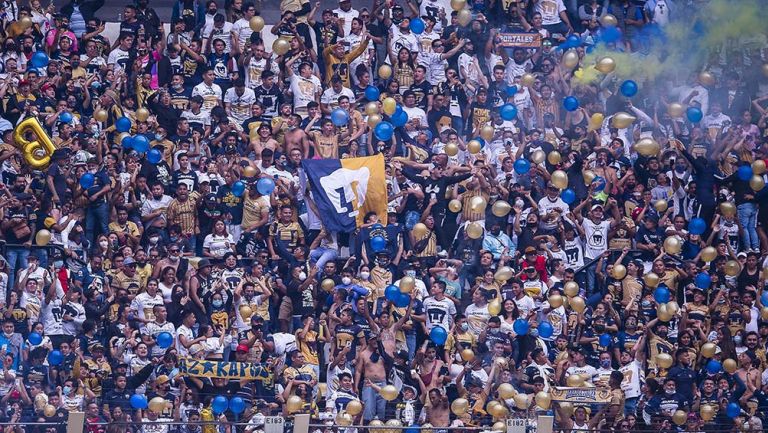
[0,0,768,433]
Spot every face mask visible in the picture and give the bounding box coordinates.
[342,277,351,285]
[99,240,109,249]
[600,359,611,368]
[173,83,183,90]
[641,300,652,308]
[359,271,370,280]
[665,389,675,396]
[460,323,469,332]
[529,328,539,338]
[169,255,179,262]
[298,271,307,281]
[675,164,686,173]
[212,300,223,308]
[490,194,499,201]
[594,324,606,332]
[155,134,164,141]
[733,335,742,345]
[149,236,159,244]
[63,386,72,395]
[405,270,416,278]
[23,46,32,53]
[515,199,525,207]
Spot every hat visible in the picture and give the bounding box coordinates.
[236,344,249,353]
[525,246,536,254]
[591,203,604,211]
[123,257,136,266]
[440,125,456,134]
[205,193,218,202]
[737,251,747,259]
[51,148,71,161]
[198,173,210,184]
[156,375,171,385]
[18,79,30,87]
[197,258,212,269]
[89,342,105,351]
[102,89,118,102]
[251,315,264,323]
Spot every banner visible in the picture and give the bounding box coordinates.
[550,387,612,404]
[302,154,387,232]
[178,357,270,380]
[497,33,542,48]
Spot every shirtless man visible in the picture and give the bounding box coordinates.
[283,114,311,158]
[355,333,388,422]
[362,293,413,357]
[425,387,451,428]
[736,350,761,408]
[251,123,279,156]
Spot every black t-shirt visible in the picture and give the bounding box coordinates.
[288,278,316,317]
[409,80,433,111]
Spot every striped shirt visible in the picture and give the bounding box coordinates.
[462,189,489,222]
[166,197,198,235]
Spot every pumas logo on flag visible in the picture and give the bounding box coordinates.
[302,154,387,232]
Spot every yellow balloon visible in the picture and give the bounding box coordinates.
[551,170,568,189]
[367,114,382,128]
[513,393,529,410]
[412,223,429,239]
[611,112,636,129]
[460,349,475,362]
[494,266,514,282]
[566,374,585,387]
[399,276,415,293]
[563,49,579,69]
[19,16,33,30]
[382,97,397,115]
[531,149,546,164]
[701,342,717,358]
[663,236,681,255]
[497,383,516,400]
[336,412,353,426]
[634,137,660,157]
[600,14,618,27]
[43,404,56,417]
[272,38,290,56]
[698,71,716,86]
[700,404,715,421]
[480,125,495,142]
[379,385,399,401]
[365,102,379,116]
[564,281,579,297]
[654,199,668,213]
[243,166,258,178]
[136,107,150,122]
[582,169,596,185]
[666,301,679,315]
[249,16,265,32]
[451,398,469,416]
[548,151,562,165]
[286,395,303,413]
[94,109,108,123]
[720,201,736,217]
[657,303,674,322]
[491,200,512,217]
[723,358,738,374]
[238,305,253,321]
[535,392,552,409]
[489,400,509,417]
[378,64,393,80]
[488,299,502,316]
[570,296,586,313]
[35,229,51,246]
[643,272,660,288]
[467,140,482,154]
[611,264,627,280]
[450,0,467,11]
[667,103,685,118]
[521,73,536,87]
[444,142,459,157]
[724,260,741,277]
[470,196,487,213]
[548,294,564,309]
[753,159,766,175]
[700,246,717,262]
[588,113,604,131]
[656,353,673,369]
[672,410,688,425]
[148,397,166,413]
[321,279,336,292]
[595,56,616,74]
[750,175,765,191]
[448,199,462,212]
[457,9,472,26]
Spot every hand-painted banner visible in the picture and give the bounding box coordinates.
[550,387,612,404]
[178,357,270,380]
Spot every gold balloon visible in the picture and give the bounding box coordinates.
[486,400,502,416]
[570,296,586,313]
[762,64,768,78]
[19,16,33,30]
[634,137,660,157]
[497,383,516,400]
[551,170,568,189]
[467,140,482,154]
[448,199,462,212]
[43,404,56,417]
[272,38,290,56]
[595,56,616,74]
[663,236,681,255]
[457,9,472,26]
[566,374,585,387]
[548,294,564,308]
[460,349,475,362]
[724,260,741,277]
[495,357,508,369]
[243,166,257,178]
[336,412,353,426]
[753,159,766,175]
[657,303,673,322]
[701,342,717,358]
[488,299,502,316]
[564,281,579,297]
[643,272,660,288]
[720,201,736,217]
[588,113,604,131]
[513,393,529,410]
[535,392,552,409]
[611,264,627,280]
[451,398,469,416]
[148,397,166,413]
[136,107,150,122]
[750,175,765,191]
[672,410,688,425]
[762,306,768,320]
[667,301,679,315]
[450,0,467,11]
[491,201,512,217]
[412,223,429,239]
[494,266,514,282]
[384,419,402,432]
[444,142,459,156]
[600,14,618,27]
[723,358,738,374]
[238,305,253,321]
[698,71,716,86]
[382,97,397,115]
[399,276,415,293]
[115,132,130,145]
[378,64,392,80]
[35,229,51,246]
[563,49,579,69]
[379,385,399,401]
[700,246,717,262]
[470,196,487,213]
[531,149,546,164]
[249,16,265,32]
[582,169,596,185]
[700,404,715,421]
[654,199,668,212]
[365,102,379,116]
[559,402,574,417]
[656,353,673,369]
[548,151,562,165]
[611,112,636,129]
[667,103,685,118]
[321,278,336,292]
[370,419,384,427]
[480,125,495,142]
[94,109,108,122]
[521,73,536,87]
[492,422,506,432]
[489,400,509,417]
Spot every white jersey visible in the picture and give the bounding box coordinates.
[419,0,451,30]
[464,303,491,337]
[289,74,322,110]
[181,109,211,129]
[191,82,223,115]
[176,324,195,357]
[142,321,177,357]
[538,196,569,230]
[40,283,66,336]
[333,7,359,36]
[563,236,585,269]
[231,18,253,52]
[130,292,164,322]
[513,295,536,319]
[422,296,456,331]
[244,56,276,89]
[224,87,256,125]
[543,306,567,340]
[61,301,86,336]
[566,364,598,384]
[620,360,642,398]
[320,86,355,109]
[107,47,131,71]
[535,0,566,26]
[203,22,234,53]
[582,219,611,259]
[418,51,447,85]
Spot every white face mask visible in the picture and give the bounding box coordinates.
[149,236,159,244]
[99,240,109,249]
[342,277,352,285]
[169,255,179,262]
[359,271,370,280]
[298,271,307,281]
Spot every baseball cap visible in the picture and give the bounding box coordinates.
[123,257,136,266]
[156,375,171,385]
[236,344,249,353]
[591,203,604,211]
[525,246,536,254]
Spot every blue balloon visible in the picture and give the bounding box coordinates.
[514,158,530,174]
[394,292,410,308]
[565,34,581,48]
[563,96,580,112]
[370,235,387,252]
[506,85,518,96]
[79,173,95,189]
[28,332,42,345]
[229,396,245,414]
[115,116,132,133]
[561,188,576,204]
[212,395,229,414]
[430,326,448,345]
[232,181,246,197]
[146,149,162,164]
[385,285,400,302]
[585,45,595,54]
[132,135,150,153]
[59,112,73,124]
[121,135,134,149]
[331,108,349,126]
[391,109,409,127]
[130,394,148,409]
[706,360,722,374]
[686,107,703,123]
[48,349,63,366]
[592,176,606,191]
[513,319,529,335]
[156,331,173,349]
[538,322,554,338]
[256,177,276,195]
[688,217,706,235]
[599,334,612,347]
[620,80,638,97]
[601,26,622,43]
[726,402,740,418]
[410,17,425,34]
[762,291,768,307]
[695,273,711,290]
[404,425,420,433]
[364,85,380,101]
[653,286,671,304]
[375,121,394,140]
[31,51,49,68]
[500,103,518,120]
[737,164,753,181]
